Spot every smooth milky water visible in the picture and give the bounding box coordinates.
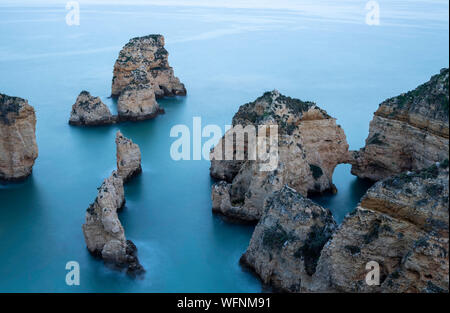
[0,2,448,292]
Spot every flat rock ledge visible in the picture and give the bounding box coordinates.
[0,93,38,182]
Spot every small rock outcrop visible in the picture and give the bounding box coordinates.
[0,93,38,182]
[240,186,337,292]
[111,34,186,99]
[117,83,163,121]
[210,90,349,223]
[315,161,449,293]
[82,171,144,276]
[116,131,142,182]
[350,68,449,181]
[69,91,116,126]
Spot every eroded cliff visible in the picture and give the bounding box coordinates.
[350,68,449,181]
[241,162,449,293]
[210,90,349,223]
[0,93,38,182]
[240,185,337,292]
[316,161,449,292]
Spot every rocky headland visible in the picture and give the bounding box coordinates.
[350,68,449,181]
[82,132,144,276]
[0,93,38,182]
[111,34,186,122]
[210,90,349,223]
[214,76,449,293]
[315,161,449,293]
[241,162,449,293]
[69,91,116,126]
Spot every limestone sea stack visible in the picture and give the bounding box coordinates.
[69,91,116,126]
[111,35,185,121]
[210,90,349,223]
[116,131,142,182]
[82,171,144,276]
[0,93,38,182]
[350,68,449,181]
[315,161,449,293]
[240,185,337,292]
[112,35,186,98]
[117,83,163,121]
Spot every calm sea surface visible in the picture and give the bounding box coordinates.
[0,2,448,292]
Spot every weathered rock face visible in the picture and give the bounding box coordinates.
[82,171,144,276]
[210,90,349,223]
[111,35,186,98]
[315,161,449,293]
[351,68,449,181]
[116,131,142,182]
[117,83,163,121]
[0,93,38,182]
[69,91,116,126]
[240,162,449,293]
[240,186,337,292]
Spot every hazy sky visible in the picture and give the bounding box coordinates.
[0,0,448,26]
[1,0,448,10]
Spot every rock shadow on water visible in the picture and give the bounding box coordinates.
[0,174,43,212]
[122,171,145,204]
[309,168,374,224]
[210,211,262,291]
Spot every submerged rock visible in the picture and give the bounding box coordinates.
[240,185,337,292]
[116,131,142,182]
[117,83,164,121]
[69,91,116,126]
[210,90,349,223]
[0,93,38,182]
[82,171,144,276]
[350,68,449,181]
[315,162,449,293]
[111,34,186,99]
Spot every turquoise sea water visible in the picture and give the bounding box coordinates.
[0,2,448,292]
